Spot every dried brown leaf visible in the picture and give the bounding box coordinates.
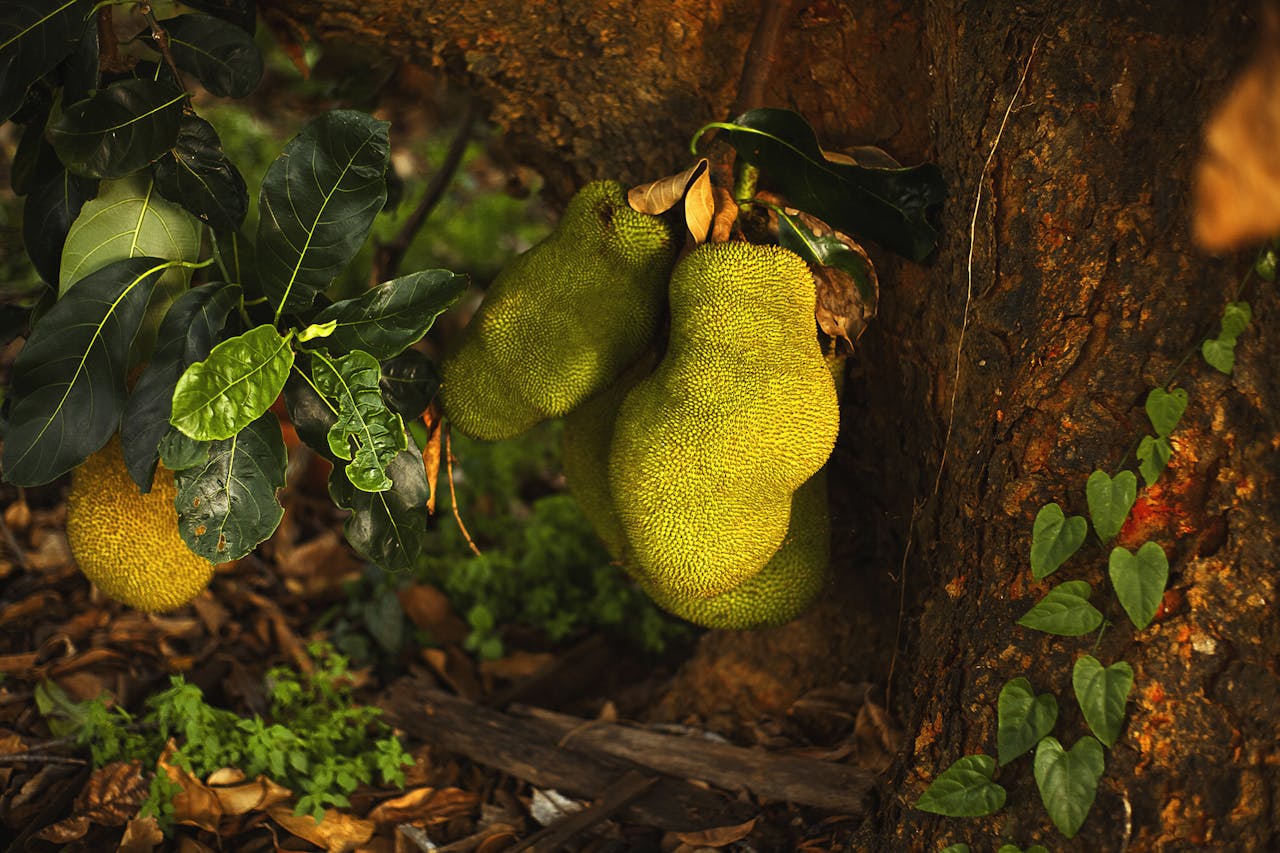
[117,815,164,852]
[675,816,759,847]
[1193,33,1280,250]
[3,497,31,531]
[398,584,469,645]
[365,786,479,826]
[473,828,519,853]
[421,646,483,701]
[709,186,739,243]
[792,211,878,350]
[422,409,444,515]
[684,167,715,245]
[210,773,293,815]
[158,742,223,833]
[35,815,90,843]
[478,650,556,681]
[628,160,709,215]
[268,804,375,852]
[853,700,902,773]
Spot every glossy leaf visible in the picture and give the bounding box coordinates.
[22,136,97,285]
[1086,469,1136,543]
[380,349,439,418]
[1,257,167,484]
[312,350,406,492]
[915,754,1005,817]
[1108,542,1169,631]
[1072,655,1133,747]
[173,412,286,562]
[158,426,210,471]
[775,208,876,302]
[121,282,242,489]
[1144,387,1187,438]
[179,0,255,32]
[283,365,338,461]
[60,173,201,297]
[329,447,430,572]
[256,110,390,317]
[1017,580,1103,636]
[1136,435,1173,487]
[153,114,248,231]
[997,677,1058,766]
[312,269,467,360]
[1034,736,1104,839]
[162,13,262,98]
[0,0,90,124]
[170,324,294,441]
[694,108,946,260]
[50,78,185,179]
[1030,502,1086,580]
[60,12,97,103]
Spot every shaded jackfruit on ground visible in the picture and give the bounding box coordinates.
[65,437,217,612]
[439,181,679,440]
[609,242,839,598]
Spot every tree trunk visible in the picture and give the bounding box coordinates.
[262,0,1277,848]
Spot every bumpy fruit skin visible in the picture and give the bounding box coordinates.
[439,181,679,440]
[610,242,839,598]
[634,471,829,629]
[65,438,216,612]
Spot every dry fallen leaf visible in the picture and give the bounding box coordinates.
[675,816,760,847]
[628,160,709,215]
[269,804,375,852]
[1194,16,1280,250]
[209,773,294,816]
[117,815,164,853]
[158,742,223,833]
[796,212,878,349]
[709,186,740,244]
[398,584,469,645]
[365,786,479,825]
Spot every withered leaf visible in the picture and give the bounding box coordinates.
[365,785,479,825]
[628,160,709,215]
[158,742,223,833]
[268,804,375,852]
[777,210,878,349]
[421,409,443,515]
[117,815,164,853]
[675,816,760,847]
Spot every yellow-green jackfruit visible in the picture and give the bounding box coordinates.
[439,181,679,440]
[65,437,217,612]
[609,242,839,598]
[634,471,829,629]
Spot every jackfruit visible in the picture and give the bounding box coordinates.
[634,471,829,629]
[609,242,839,598]
[65,437,216,612]
[439,181,679,440]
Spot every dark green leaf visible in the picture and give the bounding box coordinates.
[0,0,91,124]
[311,350,407,492]
[997,677,1058,766]
[329,447,429,572]
[915,754,1006,817]
[211,228,256,293]
[153,114,248,231]
[121,282,241,489]
[1144,387,1187,438]
[363,587,405,653]
[380,349,439,418]
[1220,301,1252,339]
[695,108,946,260]
[1030,502,1086,580]
[1072,655,1133,747]
[1086,469,1136,543]
[10,101,50,194]
[1136,435,1173,487]
[1017,580,1103,637]
[158,427,210,471]
[1034,736,1104,839]
[1201,337,1236,374]
[50,79,186,179]
[59,12,97,103]
[162,13,262,98]
[1,257,167,484]
[1256,246,1277,283]
[775,208,876,302]
[173,412,286,562]
[179,0,256,33]
[256,110,390,317]
[312,269,467,360]
[1108,542,1168,631]
[22,136,97,285]
[282,363,339,461]
[170,324,295,441]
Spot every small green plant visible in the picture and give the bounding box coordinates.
[918,242,1270,848]
[36,643,413,827]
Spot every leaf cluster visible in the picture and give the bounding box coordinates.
[1,3,468,573]
[35,643,412,826]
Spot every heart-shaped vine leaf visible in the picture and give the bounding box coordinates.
[0,0,91,124]
[173,412,287,563]
[1136,435,1173,487]
[1018,580,1103,636]
[162,13,263,99]
[997,677,1059,765]
[310,349,406,493]
[1144,387,1187,438]
[171,324,295,441]
[916,754,1006,817]
[1086,469,1136,543]
[312,269,467,360]
[1202,301,1252,374]
[1108,542,1169,630]
[1034,736,1105,839]
[1072,655,1134,747]
[1030,502,1087,580]
[50,78,186,179]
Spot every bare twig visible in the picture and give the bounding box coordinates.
[508,771,655,853]
[445,429,482,557]
[733,0,804,115]
[375,101,480,282]
[0,752,88,766]
[141,5,187,92]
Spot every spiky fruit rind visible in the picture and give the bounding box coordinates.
[610,242,839,597]
[66,438,216,612]
[634,472,829,629]
[440,180,679,440]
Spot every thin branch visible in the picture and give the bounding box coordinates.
[376,101,480,282]
[0,504,29,573]
[141,5,187,93]
[446,429,482,557]
[733,0,803,115]
[0,752,88,766]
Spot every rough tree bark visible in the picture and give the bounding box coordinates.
[262,0,1277,849]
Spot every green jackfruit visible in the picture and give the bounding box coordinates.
[439,181,679,440]
[634,471,829,629]
[609,242,839,598]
